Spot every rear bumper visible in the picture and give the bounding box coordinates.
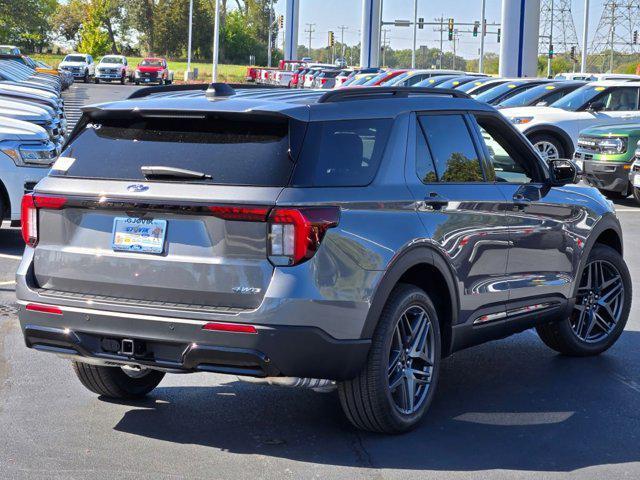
[19,305,370,380]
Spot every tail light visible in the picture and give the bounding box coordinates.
[21,193,67,246]
[268,207,340,266]
[321,78,327,85]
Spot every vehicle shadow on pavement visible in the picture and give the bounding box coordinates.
[110,330,640,473]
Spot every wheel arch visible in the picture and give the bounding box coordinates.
[361,246,459,357]
[0,179,10,220]
[524,125,575,158]
[571,213,623,298]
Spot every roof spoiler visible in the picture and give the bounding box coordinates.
[128,82,289,100]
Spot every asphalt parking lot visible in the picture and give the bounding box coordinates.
[1,82,640,480]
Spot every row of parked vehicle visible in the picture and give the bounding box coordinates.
[57,53,174,85]
[0,46,69,224]
[267,63,640,203]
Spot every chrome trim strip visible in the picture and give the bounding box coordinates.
[473,302,557,325]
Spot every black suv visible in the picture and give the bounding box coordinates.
[17,85,631,433]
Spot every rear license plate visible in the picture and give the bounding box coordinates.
[112,217,167,254]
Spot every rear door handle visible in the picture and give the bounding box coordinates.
[424,192,449,210]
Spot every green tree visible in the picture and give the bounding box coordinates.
[0,0,57,52]
[77,0,111,57]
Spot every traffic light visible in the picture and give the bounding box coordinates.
[328,31,335,47]
[548,44,554,59]
[278,15,284,29]
[448,18,454,41]
[473,21,479,37]
[418,17,424,30]
[497,28,501,43]
[634,30,638,44]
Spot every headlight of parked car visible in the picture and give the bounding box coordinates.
[0,141,58,167]
[577,136,627,154]
[509,116,534,125]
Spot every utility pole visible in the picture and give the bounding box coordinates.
[212,0,220,82]
[338,25,348,61]
[609,2,616,73]
[267,0,273,67]
[186,0,193,74]
[547,0,555,78]
[452,31,458,70]
[305,23,316,58]
[479,0,486,73]
[581,0,589,73]
[439,16,444,69]
[381,28,389,66]
[411,0,418,68]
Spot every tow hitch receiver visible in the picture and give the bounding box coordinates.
[120,339,135,356]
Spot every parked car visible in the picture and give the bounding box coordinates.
[33,59,74,90]
[17,84,630,434]
[363,69,408,86]
[473,79,552,105]
[0,98,64,152]
[502,81,640,160]
[95,55,129,84]
[312,69,341,89]
[0,83,65,125]
[333,69,353,88]
[496,81,587,109]
[457,77,509,95]
[434,75,489,90]
[574,123,640,199]
[0,59,61,95]
[382,69,465,87]
[556,72,640,82]
[0,45,20,55]
[59,54,95,83]
[0,116,57,222]
[134,57,172,85]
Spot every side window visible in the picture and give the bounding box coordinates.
[597,87,639,111]
[416,123,437,183]
[474,115,536,184]
[417,114,484,182]
[541,89,566,105]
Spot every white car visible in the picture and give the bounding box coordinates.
[0,116,57,222]
[59,54,95,83]
[95,55,128,84]
[555,72,640,81]
[501,81,640,160]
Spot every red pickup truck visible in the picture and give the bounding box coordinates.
[133,57,173,85]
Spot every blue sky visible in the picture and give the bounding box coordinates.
[272,0,607,58]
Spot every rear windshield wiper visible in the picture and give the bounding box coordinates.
[140,165,212,180]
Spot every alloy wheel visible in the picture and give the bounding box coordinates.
[572,259,625,343]
[534,141,560,161]
[387,305,435,414]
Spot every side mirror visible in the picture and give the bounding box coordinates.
[548,158,579,186]
[587,101,605,112]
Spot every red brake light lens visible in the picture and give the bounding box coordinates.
[21,194,67,246]
[25,303,63,315]
[207,205,269,222]
[202,322,257,334]
[268,207,340,266]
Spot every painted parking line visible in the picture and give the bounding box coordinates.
[0,253,22,260]
[0,280,15,286]
[615,209,640,212]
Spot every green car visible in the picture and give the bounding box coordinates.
[574,124,640,200]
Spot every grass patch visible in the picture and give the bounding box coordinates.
[32,54,247,83]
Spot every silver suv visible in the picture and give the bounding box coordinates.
[17,86,631,433]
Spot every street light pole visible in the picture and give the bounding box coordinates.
[411,0,418,68]
[212,0,220,82]
[581,0,589,73]
[186,0,193,74]
[479,0,486,73]
[267,0,273,67]
[547,0,554,78]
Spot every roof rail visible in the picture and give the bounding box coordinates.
[127,83,208,99]
[317,87,470,103]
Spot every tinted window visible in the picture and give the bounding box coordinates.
[596,87,639,111]
[416,122,437,183]
[418,115,483,182]
[292,119,392,187]
[56,115,294,186]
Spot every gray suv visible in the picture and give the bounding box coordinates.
[17,85,632,433]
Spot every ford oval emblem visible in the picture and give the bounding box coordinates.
[127,184,149,193]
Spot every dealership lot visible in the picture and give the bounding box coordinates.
[2,83,640,479]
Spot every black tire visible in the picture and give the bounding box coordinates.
[528,133,566,161]
[120,75,125,85]
[633,186,640,204]
[602,189,627,200]
[72,361,165,399]
[134,80,140,86]
[83,71,89,83]
[164,79,172,85]
[536,244,631,356]
[338,284,441,434]
[94,77,99,84]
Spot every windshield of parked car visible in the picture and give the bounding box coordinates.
[549,85,608,111]
[497,84,561,108]
[457,79,494,93]
[63,55,86,63]
[101,56,124,64]
[381,71,410,86]
[350,74,377,86]
[140,59,163,66]
[435,76,478,89]
[363,71,391,86]
[474,82,529,102]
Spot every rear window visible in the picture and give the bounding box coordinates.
[291,119,392,187]
[56,115,294,186]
